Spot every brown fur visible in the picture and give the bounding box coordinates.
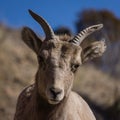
[14,19,106,120]
[14,84,96,120]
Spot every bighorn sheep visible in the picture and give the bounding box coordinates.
[14,10,106,120]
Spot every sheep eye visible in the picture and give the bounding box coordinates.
[38,56,44,62]
[38,56,46,66]
[38,55,47,70]
[71,64,80,72]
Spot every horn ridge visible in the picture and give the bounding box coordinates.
[70,24,103,45]
[28,9,55,40]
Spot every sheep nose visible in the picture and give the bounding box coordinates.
[50,87,62,98]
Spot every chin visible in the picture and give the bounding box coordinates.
[48,99,61,105]
[48,99,62,105]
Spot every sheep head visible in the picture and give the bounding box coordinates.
[22,10,106,105]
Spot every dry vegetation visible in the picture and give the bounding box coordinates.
[0,24,37,120]
[0,23,120,120]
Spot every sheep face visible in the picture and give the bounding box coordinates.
[36,39,82,104]
[21,10,106,105]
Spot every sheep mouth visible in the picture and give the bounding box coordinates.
[48,99,61,104]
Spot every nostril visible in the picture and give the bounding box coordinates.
[50,87,62,97]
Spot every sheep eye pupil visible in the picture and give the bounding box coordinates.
[74,64,79,68]
[71,64,80,72]
[38,56,44,62]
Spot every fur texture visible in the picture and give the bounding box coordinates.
[14,10,106,120]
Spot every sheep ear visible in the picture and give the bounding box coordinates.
[81,41,106,63]
[22,27,42,54]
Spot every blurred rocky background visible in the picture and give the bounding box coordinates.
[0,9,120,120]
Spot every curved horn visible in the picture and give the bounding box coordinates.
[70,24,103,45]
[28,9,55,40]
